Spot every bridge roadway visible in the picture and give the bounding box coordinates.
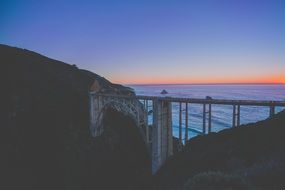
[93,93,285,106]
[89,92,285,174]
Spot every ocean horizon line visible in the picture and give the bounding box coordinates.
[125,82,285,86]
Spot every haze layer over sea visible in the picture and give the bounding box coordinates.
[127,84,285,139]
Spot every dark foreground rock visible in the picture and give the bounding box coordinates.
[2,44,285,190]
[86,108,151,190]
[1,44,151,190]
[153,110,285,190]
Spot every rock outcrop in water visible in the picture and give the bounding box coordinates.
[1,44,150,190]
[161,89,168,94]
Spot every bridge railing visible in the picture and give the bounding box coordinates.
[92,93,285,144]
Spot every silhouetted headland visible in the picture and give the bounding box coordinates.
[2,44,285,190]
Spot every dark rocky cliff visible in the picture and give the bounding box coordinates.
[1,44,150,190]
[153,110,285,190]
[2,44,285,190]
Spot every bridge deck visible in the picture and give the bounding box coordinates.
[91,93,285,107]
[91,92,285,137]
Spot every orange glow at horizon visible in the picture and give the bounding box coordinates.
[112,75,285,85]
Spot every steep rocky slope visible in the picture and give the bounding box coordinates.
[153,110,285,190]
[1,44,150,190]
[2,44,285,190]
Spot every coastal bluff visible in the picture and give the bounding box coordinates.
[152,109,285,190]
[1,44,150,190]
[2,44,285,190]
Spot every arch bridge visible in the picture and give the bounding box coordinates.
[90,92,285,174]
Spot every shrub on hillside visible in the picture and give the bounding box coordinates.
[246,151,285,190]
[183,171,253,190]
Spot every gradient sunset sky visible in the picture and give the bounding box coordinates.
[1,0,285,84]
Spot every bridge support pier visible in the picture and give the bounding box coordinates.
[232,105,241,127]
[269,105,275,118]
[152,100,173,174]
[90,94,104,137]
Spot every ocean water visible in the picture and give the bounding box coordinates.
[127,84,285,140]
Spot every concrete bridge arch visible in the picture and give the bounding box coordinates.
[90,92,174,174]
[91,96,147,142]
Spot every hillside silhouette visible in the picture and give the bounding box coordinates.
[153,110,285,190]
[1,44,285,190]
[1,44,150,190]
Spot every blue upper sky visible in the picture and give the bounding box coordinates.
[1,0,285,84]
